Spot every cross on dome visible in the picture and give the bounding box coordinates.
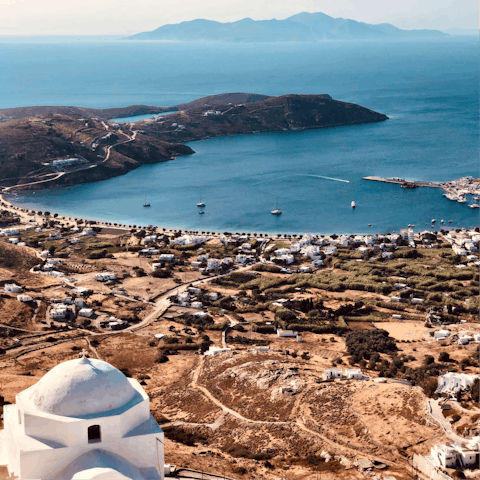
[80,348,88,359]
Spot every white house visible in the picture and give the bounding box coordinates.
[95,272,115,282]
[437,372,479,394]
[434,330,450,341]
[311,259,323,267]
[344,368,364,379]
[158,254,174,262]
[143,235,157,244]
[177,292,190,305]
[208,292,219,301]
[190,301,203,310]
[392,314,402,320]
[324,368,342,379]
[206,259,220,271]
[324,246,337,255]
[8,237,19,244]
[411,298,424,304]
[17,294,33,303]
[0,356,164,479]
[299,266,311,273]
[188,287,201,295]
[4,284,21,293]
[50,305,68,320]
[276,253,294,264]
[430,444,457,468]
[78,308,94,318]
[400,228,415,242]
[390,296,401,302]
[382,252,394,259]
[1,228,19,236]
[458,335,473,345]
[80,228,97,236]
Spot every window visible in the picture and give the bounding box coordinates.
[18,409,21,424]
[88,425,101,443]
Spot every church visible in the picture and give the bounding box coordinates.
[0,354,165,479]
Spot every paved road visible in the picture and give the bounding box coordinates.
[427,399,466,443]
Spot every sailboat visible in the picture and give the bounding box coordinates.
[271,197,282,215]
[196,190,205,207]
[143,196,150,207]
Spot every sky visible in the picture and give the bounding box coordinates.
[0,0,478,36]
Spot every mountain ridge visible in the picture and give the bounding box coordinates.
[128,12,448,42]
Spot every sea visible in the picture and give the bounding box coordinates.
[1,36,478,235]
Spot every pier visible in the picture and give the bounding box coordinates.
[362,176,443,188]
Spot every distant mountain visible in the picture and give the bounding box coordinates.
[128,12,448,42]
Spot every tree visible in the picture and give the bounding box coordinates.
[424,355,435,365]
[438,352,450,362]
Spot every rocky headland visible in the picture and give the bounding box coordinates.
[0,93,388,190]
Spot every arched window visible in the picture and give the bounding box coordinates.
[88,425,101,443]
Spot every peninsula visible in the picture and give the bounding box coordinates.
[0,93,388,191]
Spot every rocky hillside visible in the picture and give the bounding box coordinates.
[0,93,387,190]
[141,94,388,143]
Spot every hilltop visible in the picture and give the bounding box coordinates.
[128,12,448,42]
[0,93,387,190]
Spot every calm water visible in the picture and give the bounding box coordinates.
[2,37,479,234]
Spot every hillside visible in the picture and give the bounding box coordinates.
[139,93,388,144]
[128,12,448,42]
[0,93,387,190]
[0,105,166,123]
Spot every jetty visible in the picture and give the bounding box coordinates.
[362,176,443,188]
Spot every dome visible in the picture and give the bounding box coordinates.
[26,357,139,417]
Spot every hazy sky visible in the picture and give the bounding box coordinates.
[0,0,478,36]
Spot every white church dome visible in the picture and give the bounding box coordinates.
[26,357,139,417]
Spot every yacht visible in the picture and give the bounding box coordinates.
[469,203,480,209]
[351,201,356,208]
[197,201,205,207]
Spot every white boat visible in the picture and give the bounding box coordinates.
[469,204,480,209]
[271,197,282,215]
[143,195,150,207]
[351,201,356,208]
[197,191,205,207]
[431,219,436,223]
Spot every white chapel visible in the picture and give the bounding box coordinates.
[0,355,165,480]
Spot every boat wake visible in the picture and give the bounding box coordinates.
[301,174,350,183]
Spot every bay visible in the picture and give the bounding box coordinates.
[2,37,478,234]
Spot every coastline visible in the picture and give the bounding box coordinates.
[1,188,473,239]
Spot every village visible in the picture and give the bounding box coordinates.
[0,200,478,480]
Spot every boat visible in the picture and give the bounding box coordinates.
[368,224,372,227]
[448,220,453,223]
[431,219,436,223]
[143,196,150,207]
[351,201,356,208]
[441,219,445,223]
[271,197,282,215]
[198,210,205,214]
[197,201,205,207]
[469,204,480,209]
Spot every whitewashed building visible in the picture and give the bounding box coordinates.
[437,372,479,395]
[4,284,21,293]
[95,272,115,282]
[0,356,164,479]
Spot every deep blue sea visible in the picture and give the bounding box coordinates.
[1,37,478,234]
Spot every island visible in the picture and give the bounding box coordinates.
[127,11,448,42]
[0,93,388,191]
